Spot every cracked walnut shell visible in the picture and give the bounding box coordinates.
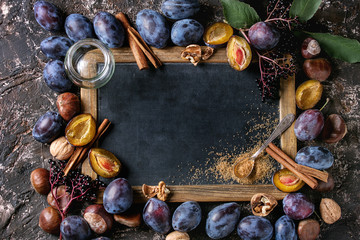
[142,181,170,201]
[251,193,278,216]
[50,136,75,160]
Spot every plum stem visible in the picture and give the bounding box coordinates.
[320,98,330,111]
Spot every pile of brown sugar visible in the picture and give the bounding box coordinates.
[206,142,276,184]
[188,113,279,185]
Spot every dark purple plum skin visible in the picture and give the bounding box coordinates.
[65,14,96,42]
[248,22,280,50]
[34,1,63,32]
[171,19,204,46]
[136,9,170,49]
[275,215,297,240]
[172,201,201,232]
[206,202,240,239]
[283,193,314,220]
[103,178,133,214]
[91,237,111,240]
[143,198,171,234]
[93,12,125,48]
[294,109,324,141]
[32,111,63,143]
[237,215,273,240]
[40,36,73,59]
[295,146,334,170]
[43,60,73,93]
[60,215,92,240]
[161,0,200,20]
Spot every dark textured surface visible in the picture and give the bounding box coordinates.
[0,0,359,239]
[98,63,277,185]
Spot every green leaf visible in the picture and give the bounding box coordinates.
[303,31,360,63]
[220,0,260,29]
[290,0,322,22]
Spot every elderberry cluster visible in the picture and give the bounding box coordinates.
[256,52,295,101]
[48,159,105,202]
[267,0,294,28]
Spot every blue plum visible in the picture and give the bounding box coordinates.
[32,111,63,143]
[65,14,96,42]
[103,178,133,214]
[237,215,273,240]
[161,0,200,20]
[60,215,91,240]
[172,201,201,232]
[136,9,170,49]
[171,19,204,46]
[295,146,334,170]
[143,198,171,234]
[34,1,63,32]
[91,237,111,240]
[206,202,240,239]
[43,60,73,93]
[275,215,297,240]
[283,193,314,220]
[93,12,125,48]
[294,109,324,141]
[248,22,280,50]
[40,36,73,59]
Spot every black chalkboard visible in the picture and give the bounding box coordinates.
[98,63,278,185]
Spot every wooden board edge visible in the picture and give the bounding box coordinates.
[279,74,297,159]
[132,184,287,203]
[81,47,296,201]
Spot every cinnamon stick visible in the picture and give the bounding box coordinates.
[115,13,149,70]
[127,27,162,68]
[295,165,329,182]
[266,147,318,189]
[269,143,328,182]
[63,119,111,176]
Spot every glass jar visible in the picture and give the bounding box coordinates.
[64,38,115,89]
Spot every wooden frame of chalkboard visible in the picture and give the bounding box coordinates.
[79,46,296,203]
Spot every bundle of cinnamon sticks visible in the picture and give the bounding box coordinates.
[115,13,162,70]
[63,119,111,176]
[266,143,328,189]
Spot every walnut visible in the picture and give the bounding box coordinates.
[50,136,75,160]
[181,44,202,66]
[142,181,170,201]
[320,198,341,224]
[251,193,278,216]
[202,46,214,60]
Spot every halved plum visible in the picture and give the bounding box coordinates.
[89,148,121,178]
[273,169,305,192]
[226,36,252,71]
[203,22,233,48]
[65,113,96,146]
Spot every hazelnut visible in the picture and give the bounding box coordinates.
[56,92,80,122]
[181,44,202,66]
[47,185,71,211]
[166,231,190,240]
[320,198,341,224]
[142,181,170,201]
[114,208,141,227]
[30,168,50,195]
[39,206,62,235]
[50,136,75,160]
[301,38,321,59]
[321,114,347,143]
[316,172,334,192]
[303,58,332,82]
[83,204,113,234]
[298,219,320,240]
[250,193,277,216]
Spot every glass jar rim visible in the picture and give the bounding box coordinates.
[64,38,114,86]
